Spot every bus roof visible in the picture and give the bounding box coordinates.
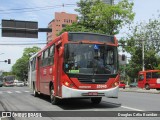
[139,70,160,74]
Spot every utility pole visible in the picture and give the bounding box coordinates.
[142,39,145,71]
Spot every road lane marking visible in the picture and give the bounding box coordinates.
[24,91,30,93]
[7,91,12,94]
[102,101,144,111]
[15,91,21,93]
[121,106,144,111]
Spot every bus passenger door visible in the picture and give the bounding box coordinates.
[138,74,145,88]
[54,45,62,97]
[36,56,41,92]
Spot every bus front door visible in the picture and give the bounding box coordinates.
[138,74,145,88]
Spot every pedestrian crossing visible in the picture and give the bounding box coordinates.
[0,90,31,94]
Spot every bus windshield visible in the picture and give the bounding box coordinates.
[64,43,118,75]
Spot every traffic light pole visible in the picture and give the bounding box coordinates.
[0,59,11,64]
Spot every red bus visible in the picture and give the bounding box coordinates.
[138,70,160,90]
[28,32,120,104]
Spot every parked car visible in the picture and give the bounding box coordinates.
[0,81,3,87]
[119,81,126,89]
[129,82,138,87]
[14,81,24,87]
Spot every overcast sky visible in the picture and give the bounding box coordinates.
[0,0,160,71]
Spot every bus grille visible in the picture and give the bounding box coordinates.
[78,77,107,84]
[68,74,117,84]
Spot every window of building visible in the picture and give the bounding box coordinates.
[62,24,66,28]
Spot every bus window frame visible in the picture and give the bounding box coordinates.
[139,74,144,81]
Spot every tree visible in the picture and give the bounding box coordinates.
[122,18,160,79]
[12,46,40,81]
[59,0,135,35]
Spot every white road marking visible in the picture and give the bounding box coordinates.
[121,106,143,111]
[102,101,144,111]
[15,91,21,93]
[7,91,12,94]
[24,91,30,93]
[0,91,2,94]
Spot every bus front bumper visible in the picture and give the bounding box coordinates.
[62,85,118,98]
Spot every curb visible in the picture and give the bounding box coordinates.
[119,89,160,94]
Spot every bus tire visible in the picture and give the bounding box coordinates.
[50,85,59,105]
[156,88,160,91]
[91,97,102,104]
[33,85,38,97]
[145,84,150,90]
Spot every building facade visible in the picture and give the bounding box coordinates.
[47,12,77,43]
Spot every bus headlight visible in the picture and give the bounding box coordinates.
[64,81,74,88]
[64,81,69,86]
[114,82,118,86]
[112,82,119,87]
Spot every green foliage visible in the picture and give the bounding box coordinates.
[58,0,135,35]
[1,72,13,77]
[12,46,40,81]
[122,18,160,79]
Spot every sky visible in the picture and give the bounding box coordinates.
[0,0,160,72]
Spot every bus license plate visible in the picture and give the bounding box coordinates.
[88,92,98,96]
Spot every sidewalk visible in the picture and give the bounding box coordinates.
[119,87,160,94]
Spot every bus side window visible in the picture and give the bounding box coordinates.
[48,45,55,65]
[139,74,144,81]
[146,72,151,79]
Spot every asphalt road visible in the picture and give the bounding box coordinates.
[0,86,160,120]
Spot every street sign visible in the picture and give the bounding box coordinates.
[2,19,38,38]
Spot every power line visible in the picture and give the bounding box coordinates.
[0,43,46,45]
[0,4,76,12]
[0,4,76,14]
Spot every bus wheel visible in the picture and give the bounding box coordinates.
[33,87,38,97]
[156,88,160,91]
[91,97,102,104]
[145,84,150,90]
[50,86,59,105]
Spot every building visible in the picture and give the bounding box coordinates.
[47,12,78,43]
[102,0,114,5]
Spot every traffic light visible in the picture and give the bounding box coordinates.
[8,59,11,64]
[4,59,11,64]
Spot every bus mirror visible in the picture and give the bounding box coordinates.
[122,54,125,61]
[59,47,64,56]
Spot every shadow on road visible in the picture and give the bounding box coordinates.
[31,94,121,110]
[58,99,121,110]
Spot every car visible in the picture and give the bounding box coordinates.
[129,82,138,87]
[119,81,126,89]
[14,81,24,87]
[0,81,3,87]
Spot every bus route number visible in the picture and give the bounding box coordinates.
[97,85,107,89]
